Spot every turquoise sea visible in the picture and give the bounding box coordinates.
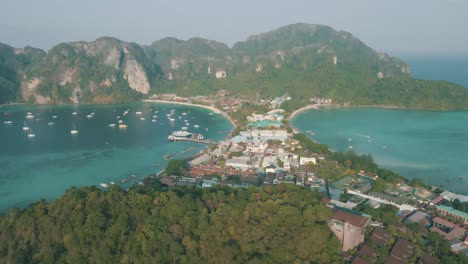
[292,108,468,195]
[0,102,233,211]
[292,54,468,195]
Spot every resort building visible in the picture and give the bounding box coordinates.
[299,157,316,165]
[436,205,468,225]
[369,227,390,246]
[231,130,289,143]
[328,207,371,251]
[388,239,414,263]
[440,191,468,203]
[430,217,467,240]
[245,141,268,154]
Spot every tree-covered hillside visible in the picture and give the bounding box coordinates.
[0,44,45,104]
[0,185,342,263]
[149,23,468,109]
[1,23,468,108]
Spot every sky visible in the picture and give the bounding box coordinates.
[1,0,467,55]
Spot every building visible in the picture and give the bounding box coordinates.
[388,239,414,263]
[369,227,390,246]
[430,217,466,240]
[440,191,468,203]
[248,120,283,128]
[299,157,317,166]
[404,211,431,226]
[273,172,295,185]
[356,244,379,263]
[231,130,289,143]
[328,207,371,251]
[368,192,413,205]
[329,199,358,210]
[429,195,444,206]
[226,157,256,170]
[201,180,218,188]
[419,253,439,264]
[436,205,468,225]
[245,141,268,154]
[215,70,227,78]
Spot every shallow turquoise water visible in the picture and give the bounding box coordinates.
[0,102,232,211]
[291,108,468,194]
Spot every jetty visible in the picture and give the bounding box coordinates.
[168,134,218,145]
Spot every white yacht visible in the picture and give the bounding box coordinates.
[100,183,109,188]
[27,128,35,138]
[70,123,78,135]
[109,123,116,127]
[22,121,29,131]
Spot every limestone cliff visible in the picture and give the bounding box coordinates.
[16,37,160,103]
[1,23,468,109]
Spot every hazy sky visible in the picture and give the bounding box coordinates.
[1,0,467,54]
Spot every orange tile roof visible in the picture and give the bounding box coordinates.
[331,208,370,228]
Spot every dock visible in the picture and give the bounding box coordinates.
[168,133,218,145]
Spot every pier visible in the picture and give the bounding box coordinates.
[168,133,218,145]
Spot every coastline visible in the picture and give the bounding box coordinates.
[288,103,468,123]
[142,99,236,128]
[288,103,338,121]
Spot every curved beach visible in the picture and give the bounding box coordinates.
[142,99,236,128]
[289,103,341,121]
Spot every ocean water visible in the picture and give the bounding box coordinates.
[398,53,468,88]
[292,108,468,195]
[0,102,233,211]
[292,54,468,195]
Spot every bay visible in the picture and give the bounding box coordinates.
[0,102,233,211]
[291,107,468,195]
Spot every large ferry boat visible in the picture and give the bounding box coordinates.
[168,131,192,141]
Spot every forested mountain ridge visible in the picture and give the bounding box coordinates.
[1,23,467,109]
[0,185,342,263]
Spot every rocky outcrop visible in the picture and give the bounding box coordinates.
[21,77,41,101]
[124,60,150,94]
